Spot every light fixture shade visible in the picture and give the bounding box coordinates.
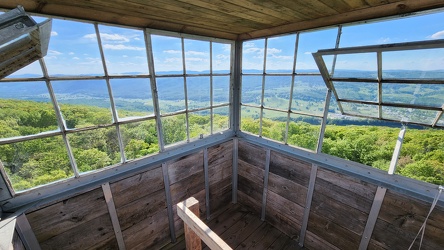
[0,6,52,79]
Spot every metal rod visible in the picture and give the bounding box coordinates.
[162,163,176,242]
[377,51,383,119]
[316,90,332,153]
[338,99,443,111]
[330,25,342,77]
[181,37,191,142]
[240,103,324,118]
[299,163,318,247]
[231,41,238,133]
[210,41,214,135]
[102,182,126,250]
[204,148,211,220]
[232,138,238,203]
[259,38,268,137]
[285,32,300,144]
[261,149,271,221]
[388,125,407,175]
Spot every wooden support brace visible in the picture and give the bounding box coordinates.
[177,197,232,250]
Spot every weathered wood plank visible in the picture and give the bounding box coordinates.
[39,213,118,250]
[116,188,167,231]
[26,188,108,242]
[303,230,339,250]
[238,175,263,215]
[208,141,233,167]
[110,165,164,208]
[209,161,232,186]
[266,233,293,250]
[238,141,266,168]
[209,177,232,214]
[179,197,202,250]
[218,213,263,249]
[267,172,307,207]
[235,222,281,249]
[206,204,249,235]
[269,151,311,187]
[238,160,264,185]
[168,151,204,185]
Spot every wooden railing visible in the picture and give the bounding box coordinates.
[177,197,232,250]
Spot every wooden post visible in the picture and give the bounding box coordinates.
[182,197,202,250]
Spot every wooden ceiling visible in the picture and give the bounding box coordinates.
[1,0,444,40]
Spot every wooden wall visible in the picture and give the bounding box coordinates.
[237,140,444,250]
[23,140,233,249]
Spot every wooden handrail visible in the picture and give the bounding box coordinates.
[177,197,232,250]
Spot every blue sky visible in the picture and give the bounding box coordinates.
[6,9,444,76]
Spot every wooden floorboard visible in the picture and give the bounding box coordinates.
[162,203,302,250]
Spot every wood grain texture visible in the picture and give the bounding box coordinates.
[269,151,311,187]
[168,151,204,185]
[238,141,266,169]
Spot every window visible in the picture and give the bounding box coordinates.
[0,17,233,192]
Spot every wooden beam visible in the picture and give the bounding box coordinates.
[101,182,126,250]
[15,214,41,250]
[177,197,232,250]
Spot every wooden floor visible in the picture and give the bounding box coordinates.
[162,203,302,250]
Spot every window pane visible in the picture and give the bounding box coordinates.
[241,106,260,134]
[184,39,210,73]
[213,43,231,73]
[162,115,187,146]
[382,106,436,125]
[382,83,444,108]
[334,53,377,78]
[382,49,444,79]
[99,25,148,75]
[156,77,185,114]
[151,35,183,74]
[296,28,338,73]
[213,106,230,132]
[0,136,72,191]
[110,79,153,118]
[242,75,262,106]
[45,19,104,76]
[189,110,211,139]
[263,76,292,110]
[0,82,58,138]
[266,34,296,73]
[51,80,113,129]
[334,81,378,102]
[242,39,265,72]
[287,114,321,151]
[262,109,287,143]
[187,77,210,110]
[292,76,327,116]
[7,61,43,78]
[213,76,230,105]
[69,127,121,173]
[121,120,158,160]
[341,102,379,118]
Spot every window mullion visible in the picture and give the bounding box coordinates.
[94,23,126,163]
[210,41,214,134]
[259,38,268,137]
[38,58,80,178]
[285,33,300,144]
[181,37,190,142]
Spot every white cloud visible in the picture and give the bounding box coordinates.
[103,44,144,50]
[430,30,444,39]
[244,47,263,54]
[134,37,141,41]
[244,42,256,48]
[72,57,80,60]
[122,55,128,58]
[186,57,204,62]
[69,52,75,55]
[223,44,231,51]
[304,51,312,55]
[50,31,58,36]
[163,49,181,54]
[216,54,229,60]
[377,37,391,44]
[84,33,130,42]
[186,51,206,56]
[48,50,62,55]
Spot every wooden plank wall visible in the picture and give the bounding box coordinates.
[24,140,233,249]
[237,140,444,250]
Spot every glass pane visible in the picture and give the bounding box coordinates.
[213,106,230,132]
[382,83,444,108]
[382,49,444,79]
[341,11,444,47]
[184,39,210,73]
[241,106,261,134]
[0,136,72,191]
[187,77,210,110]
[266,34,296,73]
[156,77,185,114]
[189,110,211,139]
[7,61,43,78]
[263,76,292,110]
[437,115,444,127]
[162,115,187,146]
[241,75,262,106]
[151,35,183,74]
[292,76,328,116]
[69,127,121,173]
[213,76,230,105]
[262,109,287,143]
[382,106,436,125]
[333,53,377,78]
[213,43,231,73]
[333,81,378,102]
[341,102,379,118]
[110,79,153,118]
[287,114,321,151]
[98,25,148,75]
[45,19,104,76]
[121,120,158,160]
[0,81,58,138]
[242,39,265,73]
[296,28,338,73]
[51,80,113,129]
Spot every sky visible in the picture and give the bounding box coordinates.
[5,9,444,76]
